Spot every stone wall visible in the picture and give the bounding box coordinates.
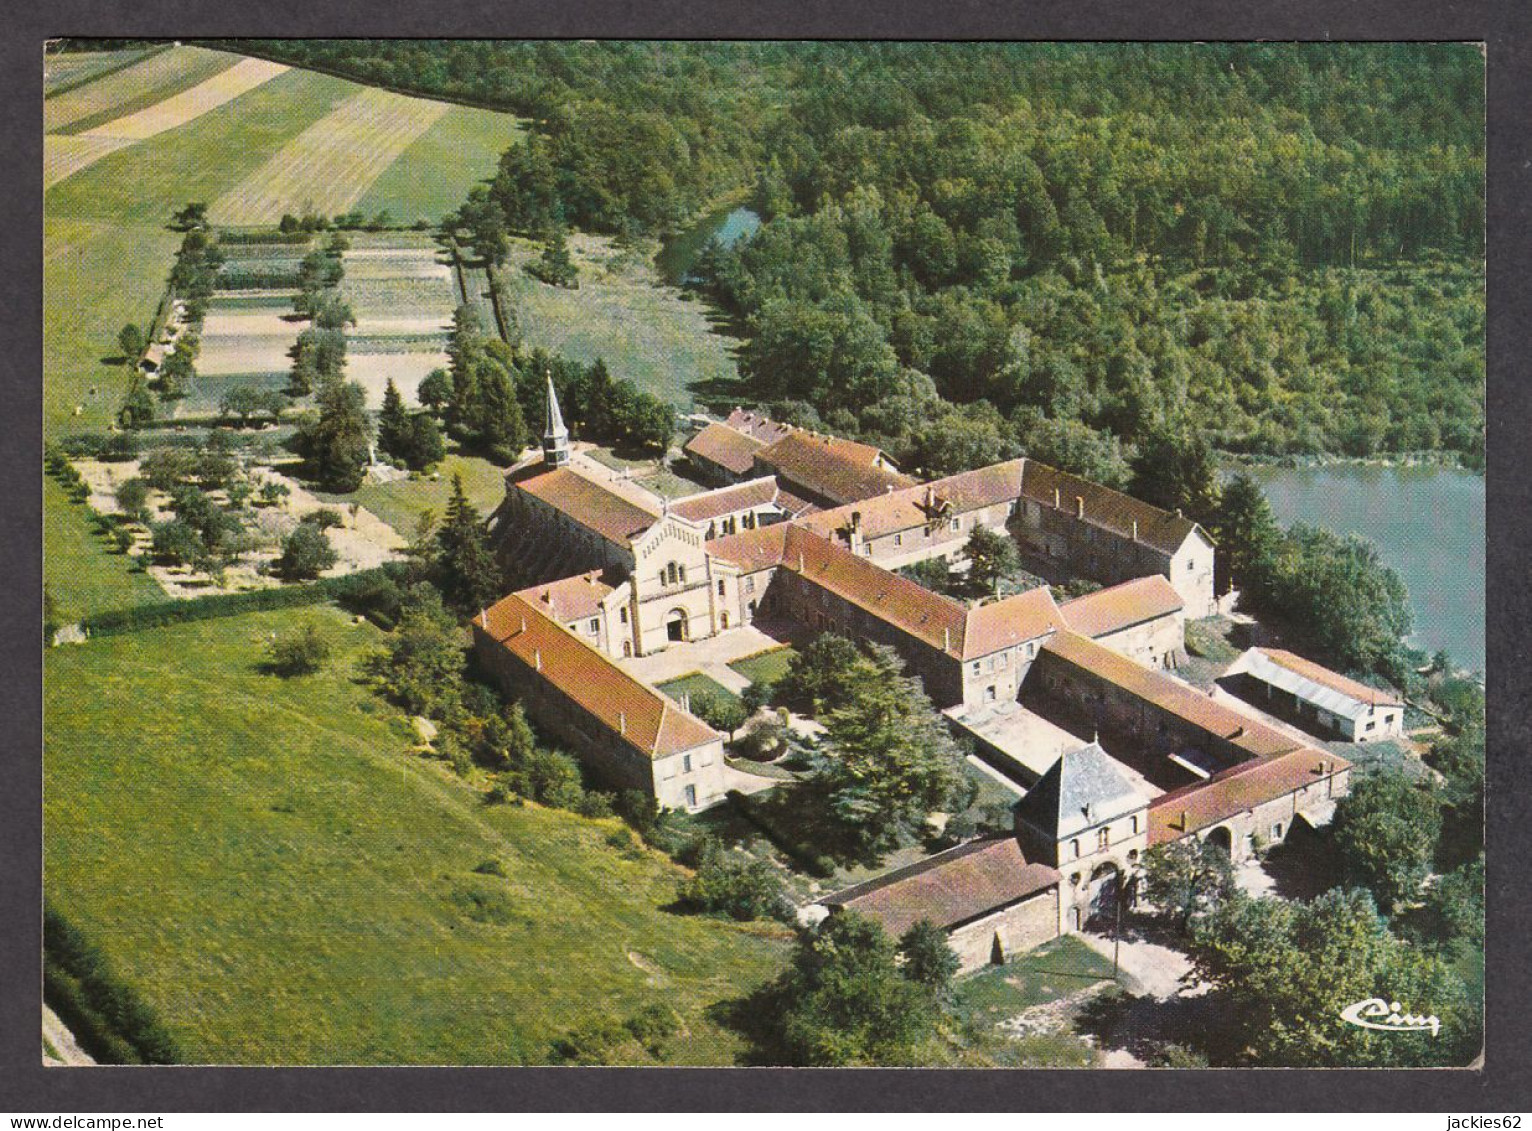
[947,888,1061,972]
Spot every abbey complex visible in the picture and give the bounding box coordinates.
[464,386,1386,967]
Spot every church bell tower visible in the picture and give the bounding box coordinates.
[543,377,570,467]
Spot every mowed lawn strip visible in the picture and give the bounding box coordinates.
[44,607,790,1065]
[355,104,524,225]
[77,58,292,142]
[46,68,357,226]
[45,45,234,134]
[207,86,450,226]
[656,672,742,710]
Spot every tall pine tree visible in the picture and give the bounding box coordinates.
[436,474,502,615]
[377,378,411,462]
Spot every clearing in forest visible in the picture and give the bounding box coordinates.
[208,87,449,225]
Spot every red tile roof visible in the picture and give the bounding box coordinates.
[1041,630,1302,760]
[704,523,791,572]
[1255,649,1403,708]
[724,408,795,445]
[514,466,660,545]
[1148,747,1353,843]
[1020,461,1208,557]
[794,460,1026,543]
[1059,575,1185,639]
[756,430,914,506]
[826,837,1059,936]
[783,526,970,657]
[684,421,766,478]
[478,594,719,759]
[668,477,782,524]
[515,570,614,624]
[962,588,1064,660]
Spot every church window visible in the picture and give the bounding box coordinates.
[684,785,696,807]
[620,607,629,624]
[950,518,961,532]
[745,576,755,594]
[678,565,687,584]
[971,661,981,676]
[1097,828,1110,851]
[588,618,599,634]
[1130,815,1139,835]
[682,754,692,773]
[717,580,726,597]
[894,533,903,546]
[1071,838,1081,859]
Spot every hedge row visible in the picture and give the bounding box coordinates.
[726,789,836,878]
[44,904,178,1064]
[80,567,395,637]
[217,230,312,246]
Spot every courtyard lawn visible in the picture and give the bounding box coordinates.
[728,646,797,687]
[655,672,741,710]
[503,234,742,411]
[355,103,524,226]
[44,606,790,1065]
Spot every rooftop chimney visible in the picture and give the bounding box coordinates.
[1053,486,1061,509]
[1180,809,1188,830]
[850,511,861,531]
[1131,519,1139,541]
[944,626,951,651]
[1075,496,1085,520]
[520,615,527,634]
[619,711,627,735]
[534,649,542,671]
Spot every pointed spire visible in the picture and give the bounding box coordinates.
[543,377,570,467]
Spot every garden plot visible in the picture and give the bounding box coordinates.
[180,295,302,417]
[340,241,456,408]
[207,86,448,225]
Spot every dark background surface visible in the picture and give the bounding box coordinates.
[7,0,1527,1112]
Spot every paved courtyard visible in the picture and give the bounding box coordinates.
[617,623,792,691]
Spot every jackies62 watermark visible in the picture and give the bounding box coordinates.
[1444,1119,1522,1130]
[1340,996,1441,1037]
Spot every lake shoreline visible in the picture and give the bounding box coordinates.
[1220,448,1481,476]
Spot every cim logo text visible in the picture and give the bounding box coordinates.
[1340,997,1441,1037]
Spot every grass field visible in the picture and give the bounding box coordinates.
[208,86,448,225]
[43,477,162,625]
[503,234,742,411]
[43,135,133,191]
[356,104,523,226]
[77,58,291,143]
[44,47,158,96]
[321,453,507,537]
[728,646,797,686]
[44,46,234,135]
[44,607,791,1064]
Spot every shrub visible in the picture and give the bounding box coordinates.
[264,623,332,677]
[680,837,794,922]
[472,857,506,876]
[276,523,338,580]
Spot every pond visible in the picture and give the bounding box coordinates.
[1236,463,1485,671]
[657,204,761,286]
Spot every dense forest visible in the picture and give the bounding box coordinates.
[237,41,1485,468]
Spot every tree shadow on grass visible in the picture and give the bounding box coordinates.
[1074,984,1241,1067]
[704,981,793,1067]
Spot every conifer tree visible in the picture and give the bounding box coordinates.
[436,474,502,614]
[377,378,411,462]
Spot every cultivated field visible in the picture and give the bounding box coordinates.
[43,134,132,191]
[44,45,235,135]
[504,233,742,411]
[44,608,790,1064]
[340,235,456,408]
[44,47,157,96]
[355,104,523,225]
[208,87,450,226]
[77,57,291,142]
